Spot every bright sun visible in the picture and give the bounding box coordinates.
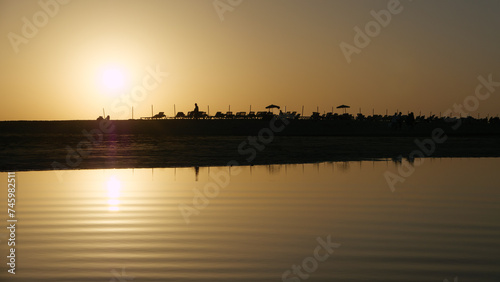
[100,67,126,92]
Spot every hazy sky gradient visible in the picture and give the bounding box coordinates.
[1,0,499,120]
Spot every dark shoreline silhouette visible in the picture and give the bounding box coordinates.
[1,135,500,172]
[1,118,499,171]
[0,118,499,136]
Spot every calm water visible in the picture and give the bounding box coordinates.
[0,158,499,281]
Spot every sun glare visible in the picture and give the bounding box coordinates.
[100,67,126,92]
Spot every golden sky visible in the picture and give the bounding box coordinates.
[1,0,499,120]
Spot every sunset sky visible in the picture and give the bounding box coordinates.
[1,0,499,120]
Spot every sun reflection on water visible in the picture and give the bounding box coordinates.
[107,176,121,212]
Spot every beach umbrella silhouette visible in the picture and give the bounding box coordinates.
[337,104,350,114]
[265,104,280,112]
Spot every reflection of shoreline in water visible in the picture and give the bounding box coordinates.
[177,158,457,181]
[91,157,486,183]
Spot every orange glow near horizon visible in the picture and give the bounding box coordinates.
[0,0,499,120]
